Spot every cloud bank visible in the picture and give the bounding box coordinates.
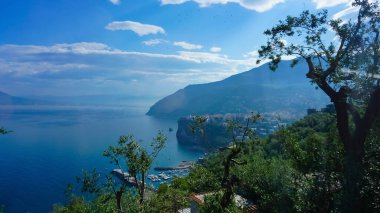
[109,0,121,5]
[105,21,165,36]
[0,42,262,97]
[312,0,351,9]
[160,0,285,12]
[173,41,203,50]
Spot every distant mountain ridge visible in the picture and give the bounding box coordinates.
[0,92,155,106]
[147,60,329,118]
[0,91,40,105]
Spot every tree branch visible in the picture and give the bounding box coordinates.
[357,87,380,142]
[231,159,247,165]
[305,57,337,99]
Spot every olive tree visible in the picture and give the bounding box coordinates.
[257,0,379,211]
[103,131,166,210]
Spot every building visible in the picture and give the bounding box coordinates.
[321,104,335,113]
[307,108,318,115]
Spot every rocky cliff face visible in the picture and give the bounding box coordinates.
[176,113,293,150]
[176,116,231,151]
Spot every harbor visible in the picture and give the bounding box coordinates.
[111,160,195,189]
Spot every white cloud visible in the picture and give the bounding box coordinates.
[279,39,288,46]
[178,51,228,63]
[161,0,188,4]
[105,21,165,36]
[160,0,285,12]
[238,0,285,12]
[210,47,222,53]
[0,42,122,55]
[0,59,90,76]
[0,42,271,97]
[312,0,351,9]
[143,39,166,46]
[244,50,259,58]
[0,42,262,67]
[173,41,203,50]
[109,0,121,5]
[332,4,359,20]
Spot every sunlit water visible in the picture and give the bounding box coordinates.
[0,105,202,213]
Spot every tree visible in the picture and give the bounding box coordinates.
[219,113,262,209]
[257,0,379,211]
[103,131,166,210]
[190,113,262,209]
[361,116,380,212]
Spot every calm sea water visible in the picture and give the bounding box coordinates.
[0,105,202,213]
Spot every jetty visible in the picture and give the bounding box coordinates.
[111,169,137,186]
[111,169,156,190]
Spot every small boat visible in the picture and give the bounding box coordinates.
[148,174,161,182]
[158,173,171,180]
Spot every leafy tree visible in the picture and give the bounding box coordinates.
[219,113,262,209]
[361,116,380,212]
[190,113,262,210]
[201,192,240,213]
[237,154,298,213]
[103,131,166,209]
[146,182,189,212]
[187,165,221,193]
[52,196,93,213]
[258,0,380,211]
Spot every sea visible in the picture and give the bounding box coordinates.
[0,104,203,213]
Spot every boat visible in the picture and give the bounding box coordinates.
[148,174,161,182]
[158,173,171,180]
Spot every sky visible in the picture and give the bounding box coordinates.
[0,0,358,101]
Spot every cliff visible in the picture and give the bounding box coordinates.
[176,114,291,151]
[176,116,231,151]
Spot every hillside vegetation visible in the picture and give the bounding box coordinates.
[52,112,380,212]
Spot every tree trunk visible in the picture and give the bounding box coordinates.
[335,88,380,212]
[116,190,123,212]
[220,148,240,209]
[139,173,145,204]
[220,158,233,209]
[333,100,364,213]
[343,146,364,213]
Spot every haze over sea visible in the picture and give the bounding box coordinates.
[0,104,202,213]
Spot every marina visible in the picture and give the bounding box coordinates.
[111,161,194,189]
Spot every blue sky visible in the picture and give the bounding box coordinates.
[0,0,357,101]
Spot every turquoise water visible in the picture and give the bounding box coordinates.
[0,105,202,213]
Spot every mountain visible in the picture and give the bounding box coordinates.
[147,60,330,118]
[0,91,156,107]
[0,91,40,105]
